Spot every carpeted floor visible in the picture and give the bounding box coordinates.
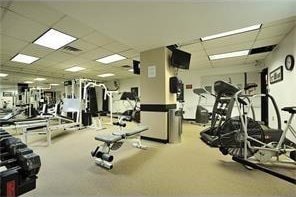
[9,119,295,197]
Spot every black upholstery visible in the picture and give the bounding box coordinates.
[282,106,296,114]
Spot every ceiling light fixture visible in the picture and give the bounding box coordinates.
[11,54,39,64]
[65,66,86,72]
[34,78,46,81]
[0,73,8,77]
[24,81,34,84]
[128,69,134,72]
[209,50,250,60]
[50,84,60,86]
[98,73,115,78]
[201,24,262,41]
[33,28,77,50]
[96,54,126,64]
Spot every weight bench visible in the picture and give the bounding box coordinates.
[91,126,149,169]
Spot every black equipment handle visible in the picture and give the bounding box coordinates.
[244,83,258,91]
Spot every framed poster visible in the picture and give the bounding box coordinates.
[3,92,13,97]
[270,66,283,84]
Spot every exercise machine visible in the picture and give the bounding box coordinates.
[0,128,41,196]
[200,81,238,146]
[120,92,141,123]
[218,86,296,184]
[193,88,212,125]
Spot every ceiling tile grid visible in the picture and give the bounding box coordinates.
[1,9,48,42]
[8,1,65,26]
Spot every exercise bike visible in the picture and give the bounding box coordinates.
[218,86,296,184]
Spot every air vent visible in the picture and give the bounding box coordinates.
[62,46,82,52]
[121,65,131,68]
[249,45,276,55]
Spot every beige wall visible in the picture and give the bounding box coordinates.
[140,47,176,104]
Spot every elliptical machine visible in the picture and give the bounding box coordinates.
[193,88,211,125]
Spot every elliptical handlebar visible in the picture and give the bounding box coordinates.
[244,83,258,91]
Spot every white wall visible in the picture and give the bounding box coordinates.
[178,65,262,120]
[264,26,296,142]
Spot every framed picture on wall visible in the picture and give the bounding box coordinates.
[3,92,13,97]
[270,66,283,84]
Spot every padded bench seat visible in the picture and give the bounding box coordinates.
[113,126,149,137]
[95,126,149,143]
[95,134,122,144]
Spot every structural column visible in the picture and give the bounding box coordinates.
[140,47,176,142]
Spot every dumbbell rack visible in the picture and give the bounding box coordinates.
[0,128,41,197]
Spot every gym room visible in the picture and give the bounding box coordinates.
[0,0,295,196]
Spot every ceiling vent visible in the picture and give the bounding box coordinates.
[249,45,276,55]
[62,46,82,52]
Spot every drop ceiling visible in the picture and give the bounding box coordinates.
[0,0,295,86]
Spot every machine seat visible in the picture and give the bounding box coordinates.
[95,134,122,144]
[282,107,296,114]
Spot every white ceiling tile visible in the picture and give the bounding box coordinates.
[119,49,139,58]
[1,10,48,42]
[38,51,74,65]
[253,36,282,48]
[79,47,113,60]
[257,21,295,40]
[262,16,296,28]
[53,16,94,38]
[0,34,29,55]
[102,42,131,53]
[206,41,253,55]
[21,44,54,58]
[82,31,115,47]
[180,42,203,53]
[202,30,258,49]
[8,1,65,26]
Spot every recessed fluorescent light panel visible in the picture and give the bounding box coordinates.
[50,83,60,86]
[65,66,86,72]
[96,54,126,64]
[24,81,34,84]
[98,73,115,78]
[0,73,8,77]
[128,69,134,72]
[34,28,77,50]
[209,50,250,60]
[34,78,46,81]
[11,54,39,64]
[201,24,262,41]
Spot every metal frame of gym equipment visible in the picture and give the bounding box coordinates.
[230,90,296,184]
[83,81,117,127]
[20,98,82,146]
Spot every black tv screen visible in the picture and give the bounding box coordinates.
[133,60,140,75]
[171,49,191,70]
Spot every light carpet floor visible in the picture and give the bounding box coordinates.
[7,119,295,197]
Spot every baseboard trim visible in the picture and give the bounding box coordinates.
[141,136,168,144]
